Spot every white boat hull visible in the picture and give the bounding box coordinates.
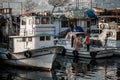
[0,46,63,71]
[60,47,116,59]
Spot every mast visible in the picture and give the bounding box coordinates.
[75,0,79,8]
[91,0,92,9]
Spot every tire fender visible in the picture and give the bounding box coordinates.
[24,51,32,58]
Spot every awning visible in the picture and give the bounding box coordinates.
[71,26,84,32]
[84,8,98,19]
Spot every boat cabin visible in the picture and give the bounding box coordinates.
[90,26,102,39]
[56,32,85,49]
[98,29,120,48]
[9,14,56,53]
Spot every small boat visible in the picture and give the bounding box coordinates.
[98,29,120,48]
[98,28,120,56]
[55,31,114,59]
[0,10,63,71]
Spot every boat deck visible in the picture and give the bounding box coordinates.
[62,46,120,59]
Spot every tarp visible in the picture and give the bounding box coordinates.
[71,26,84,32]
[76,26,84,32]
[84,8,98,19]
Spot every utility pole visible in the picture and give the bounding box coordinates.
[0,3,3,8]
[75,0,79,8]
[91,0,92,9]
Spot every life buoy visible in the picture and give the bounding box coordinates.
[73,50,79,57]
[24,51,32,58]
[90,52,97,58]
[107,31,113,37]
[6,53,12,59]
[100,23,105,29]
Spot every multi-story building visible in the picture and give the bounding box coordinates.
[75,0,120,9]
[92,0,120,9]
[66,0,120,9]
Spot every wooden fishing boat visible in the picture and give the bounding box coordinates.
[0,10,63,71]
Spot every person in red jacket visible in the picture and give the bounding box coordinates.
[83,33,91,51]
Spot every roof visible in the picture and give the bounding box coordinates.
[9,34,56,38]
[33,34,56,36]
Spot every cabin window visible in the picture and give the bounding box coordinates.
[61,20,69,27]
[28,37,32,42]
[40,36,45,41]
[22,37,26,41]
[91,30,102,34]
[46,36,51,40]
[91,19,96,25]
[41,17,49,24]
[22,19,26,25]
[51,17,54,24]
[35,17,40,24]
[29,19,33,25]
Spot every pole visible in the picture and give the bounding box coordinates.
[91,0,92,9]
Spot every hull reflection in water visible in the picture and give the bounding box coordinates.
[0,63,53,80]
[53,55,120,80]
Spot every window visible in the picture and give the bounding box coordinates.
[91,19,96,25]
[40,36,45,41]
[51,17,54,24]
[61,20,69,27]
[22,37,26,42]
[29,19,33,25]
[41,17,49,24]
[46,36,50,40]
[28,37,32,42]
[62,19,77,28]
[35,17,40,24]
[22,19,26,25]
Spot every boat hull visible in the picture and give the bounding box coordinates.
[59,47,115,59]
[0,46,63,71]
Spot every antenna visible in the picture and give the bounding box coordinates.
[75,0,79,8]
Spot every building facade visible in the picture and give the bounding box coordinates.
[76,0,120,9]
[0,0,120,15]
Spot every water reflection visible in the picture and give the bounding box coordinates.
[54,56,120,80]
[0,56,120,80]
[0,62,53,80]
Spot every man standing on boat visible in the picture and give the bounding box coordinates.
[73,34,82,50]
[83,33,91,51]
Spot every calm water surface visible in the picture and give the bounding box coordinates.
[0,55,120,80]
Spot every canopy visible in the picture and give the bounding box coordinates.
[84,8,98,19]
[71,26,84,32]
[76,26,84,32]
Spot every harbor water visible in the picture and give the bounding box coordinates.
[0,55,120,80]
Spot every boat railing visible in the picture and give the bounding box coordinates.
[57,39,66,45]
[35,24,54,27]
[56,39,72,47]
